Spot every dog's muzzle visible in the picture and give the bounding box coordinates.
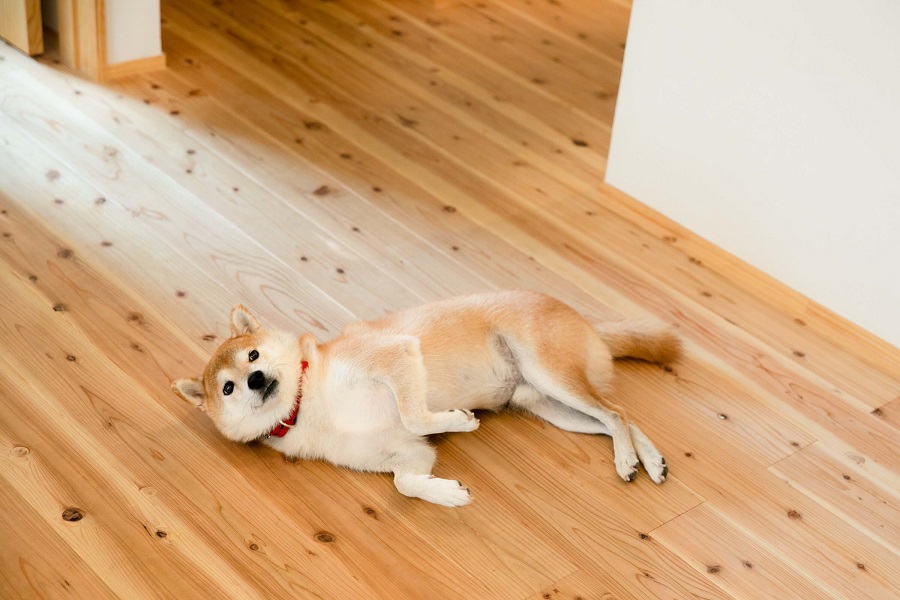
[248,370,266,390]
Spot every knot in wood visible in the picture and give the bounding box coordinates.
[314,531,335,543]
[10,446,30,458]
[62,508,84,522]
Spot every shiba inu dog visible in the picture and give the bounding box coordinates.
[173,291,680,507]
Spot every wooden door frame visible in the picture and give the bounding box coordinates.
[0,0,45,56]
[57,0,107,81]
[57,0,166,81]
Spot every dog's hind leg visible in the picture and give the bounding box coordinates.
[520,373,640,482]
[503,317,641,482]
[512,385,610,435]
[511,378,640,483]
[512,386,668,483]
[627,423,668,483]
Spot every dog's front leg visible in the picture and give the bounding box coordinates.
[388,436,472,507]
[374,335,479,436]
[326,431,472,507]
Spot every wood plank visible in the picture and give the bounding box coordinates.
[494,0,631,64]
[871,395,900,430]
[528,568,667,600]
[769,443,900,555]
[163,0,597,220]
[376,0,619,128]
[652,503,831,600]
[612,363,900,600]
[16,60,490,310]
[0,477,118,600]
[250,0,608,182]
[0,389,208,600]
[418,418,723,599]
[0,76,353,337]
[354,0,612,160]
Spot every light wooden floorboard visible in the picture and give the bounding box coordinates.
[1,0,898,598]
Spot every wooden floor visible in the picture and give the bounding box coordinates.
[1,0,899,598]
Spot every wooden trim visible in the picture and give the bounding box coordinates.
[103,53,167,80]
[56,0,77,68]
[56,0,106,81]
[0,0,44,55]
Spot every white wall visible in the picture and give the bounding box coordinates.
[606,0,900,348]
[105,0,161,64]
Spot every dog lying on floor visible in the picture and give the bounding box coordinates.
[173,291,681,507]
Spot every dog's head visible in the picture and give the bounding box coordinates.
[172,305,305,442]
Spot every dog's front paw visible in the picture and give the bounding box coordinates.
[427,477,473,507]
[442,409,480,433]
[396,474,472,507]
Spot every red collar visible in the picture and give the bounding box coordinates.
[266,360,308,439]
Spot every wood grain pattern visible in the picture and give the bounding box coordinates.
[1,0,898,597]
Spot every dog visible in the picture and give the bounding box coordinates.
[173,291,681,507]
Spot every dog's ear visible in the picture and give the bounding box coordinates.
[230,304,260,337]
[172,378,207,411]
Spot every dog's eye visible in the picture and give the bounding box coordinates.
[223,381,234,395]
[249,349,259,362]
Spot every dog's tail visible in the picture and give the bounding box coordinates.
[592,319,682,364]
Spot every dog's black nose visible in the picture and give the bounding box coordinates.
[247,370,266,390]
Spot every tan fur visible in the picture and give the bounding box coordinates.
[173,291,681,506]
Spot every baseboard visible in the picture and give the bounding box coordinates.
[103,53,166,80]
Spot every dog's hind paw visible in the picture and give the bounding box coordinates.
[645,457,668,484]
[616,451,641,483]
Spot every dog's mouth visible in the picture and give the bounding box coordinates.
[262,378,279,402]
